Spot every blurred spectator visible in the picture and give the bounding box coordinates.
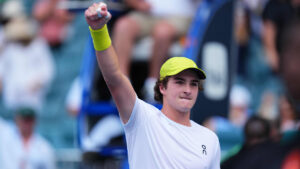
[234,0,268,77]
[280,19,300,106]
[234,0,285,117]
[278,95,300,134]
[268,94,300,146]
[32,0,74,48]
[279,19,300,169]
[262,0,300,72]
[0,16,54,112]
[65,77,124,152]
[0,107,56,169]
[112,0,201,103]
[203,84,252,155]
[259,92,300,143]
[221,115,285,169]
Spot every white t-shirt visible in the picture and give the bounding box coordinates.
[123,97,221,169]
[0,37,54,111]
[0,126,56,169]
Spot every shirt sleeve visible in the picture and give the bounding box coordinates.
[123,97,155,132]
[122,96,139,131]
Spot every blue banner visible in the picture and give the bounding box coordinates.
[185,0,237,123]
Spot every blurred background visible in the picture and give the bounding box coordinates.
[0,0,300,168]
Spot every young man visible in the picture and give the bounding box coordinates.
[84,3,221,169]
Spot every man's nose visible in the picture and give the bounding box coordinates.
[183,84,192,94]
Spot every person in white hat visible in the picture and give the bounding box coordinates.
[0,16,54,112]
[84,3,220,169]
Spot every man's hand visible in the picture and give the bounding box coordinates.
[84,2,111,30]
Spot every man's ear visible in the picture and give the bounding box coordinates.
[159,83,166,95]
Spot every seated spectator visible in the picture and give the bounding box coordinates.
[112,0,201,103]
[0,16,54,112]
[233,0,268,77]
[262,0,300,72]
[32,0,74,48]
[0,107,56,169]
[278,19,300,169]
[221,115,286,169]
[280,19,300,110]
[264,93,300,143]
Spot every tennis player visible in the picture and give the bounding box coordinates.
[84,2,221,169]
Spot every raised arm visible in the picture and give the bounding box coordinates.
[84,3,136,124]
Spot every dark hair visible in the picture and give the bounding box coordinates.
[244,115,270,144]
[15,107,36,118]
[154,76,204,103]
[154,77,170,103]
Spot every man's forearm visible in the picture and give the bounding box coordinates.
[95,47,123,87]
[89,24,122,86]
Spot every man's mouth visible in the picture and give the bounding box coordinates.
[180,97,192,100]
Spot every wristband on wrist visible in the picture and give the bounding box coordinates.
[89,24,111,51]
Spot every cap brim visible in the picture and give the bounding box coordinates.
[188,68,206,79]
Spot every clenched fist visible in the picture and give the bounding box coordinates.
[84,2,111,30]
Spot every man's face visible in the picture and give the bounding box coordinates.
[160,70,200,113]
[16,116,35,138]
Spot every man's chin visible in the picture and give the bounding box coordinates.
[177,105,193,114]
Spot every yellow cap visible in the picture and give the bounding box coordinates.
[160,57,206,80]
